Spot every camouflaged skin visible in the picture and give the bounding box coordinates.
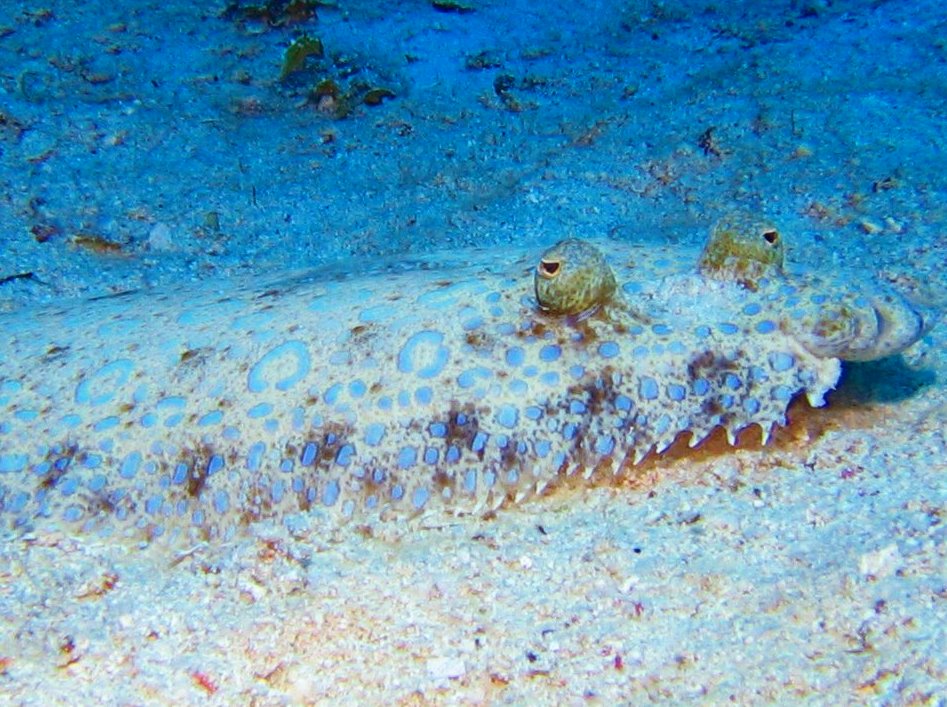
[0,230,924,545]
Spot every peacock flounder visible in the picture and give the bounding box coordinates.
[0,215,925,544]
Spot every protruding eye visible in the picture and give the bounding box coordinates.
[762,229,779,246]
[538,259,561,278]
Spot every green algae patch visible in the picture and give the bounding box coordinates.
[280,35,324,80]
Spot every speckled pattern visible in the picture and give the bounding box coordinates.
[0,230,924,545]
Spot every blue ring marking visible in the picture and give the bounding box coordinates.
[248,403,272,419]
[639,377,659,400]
[743,398,761,414]
[539,345,561,362]
[198,410,224,427]
[120,452,141,480]
[429,422,447,438]
[743,303,762,316]
[505,347,525,367]
[398,447,417,469]
[74,359,134,406]
[322,479,340,506]
[718,322,739,335]
[725,373,741,390]
[397,331,450,379]
[769,352,795,372]
[598,341,620,359]
[457,367,492,389]
[756,320,777,334]
[693,379,710,396]
[424,448,439,464]
[349,380,367,398]
[525,406,543,420]
[214,491,229,514]
[415,386,433,405]
[667,384,687,401]
[247,340,311,394]
[335,444,355,466]
[247,442,266,471]
[412,486,430,509]
[496,405,519,429]
[364,423,386,447]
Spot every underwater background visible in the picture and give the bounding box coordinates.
[0,0,945,703]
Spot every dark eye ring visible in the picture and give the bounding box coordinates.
[538,259,561,278]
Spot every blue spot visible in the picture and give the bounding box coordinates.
[63,506,83,523]
[505,347,525,366]
[247,442,266,471]
[769,352,795,372]
[668,341,687,354]
[398,330,450,379]
[633,345,649,358]
[535,440,552,457]
[695,325,711,338]
[424,447,439,464]
[569,400,587,414]
[415,386,433,405]
[198,410,224,427]
[773,385,794,401]
[744,398,761,414]
[429,422,447,438]
[652,324,672,335]
[598,341,620,358]
[655,414,671,435]
[472,431,488,453]
[623,281,643,295]
[248,403,272,419]
[120,452,141,480]
[539,372,560,386]
[141,412,157,428]
[335,444,355,466]
[14,409,37,422]
[446,445,461,463]
[509,379,528,395]
[59,478,78,495]
[693,379,710,396]
[93,416,119,432]
[272,480,284,503]
[246,340,311,393]
[463,315,484,331]
[595,436,615,455]
[569,364,584,379]
[718,322,739,335]
[743,303,762,315]
[756,320,777,334]
[412,487,430,509]
[207,455,224,475]
[458,367,491,389]
[667,384,687,401]
[172,464,188,485]
[464,470,477,493]
[721,394,734,408]
[496,405,519,428]
[280,458,293,473]
[83,455,102,469]
[391,484,404,501]
[300,441,318,465]
[398,447,417,468]
[810,293,828,304]
[324,383,342,404]
[214,491,229,514]
[349,380,367,398]
[615,394,633,412]
[539,345,561,362]
[89,474,107,492]
[525,406,543,420]
[398,390,411,407]
[145,496,161,515]
[725,373,741,390]
[378,396,392,410]
[639,377,659,400]
[563,423,577,441]
[164,413,184,428]
[364,423,386,447]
